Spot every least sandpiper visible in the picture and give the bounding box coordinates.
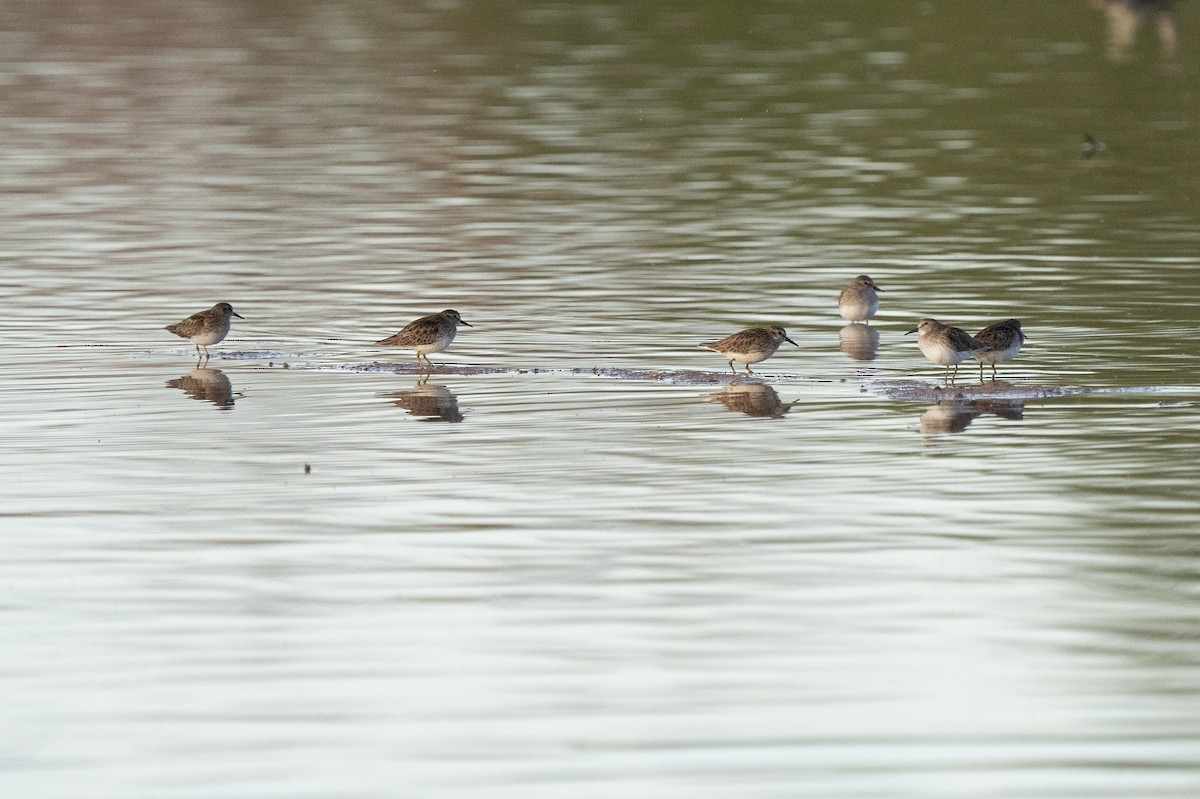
[165,302,243,361]
[838,275,884,324]
[972,319,1026,380]
[375,309,472,366]
[699,325,798,374]
[906,318,983,383]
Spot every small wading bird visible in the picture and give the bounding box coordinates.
[375,309,472,367]
[838,274,884,324]
[907,318,983,384]
[972,319,1027,380]
[699,325,798,375]
[1083,132,1106,159]
[165,302,244,361]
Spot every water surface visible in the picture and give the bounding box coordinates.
[3,2,1200,797]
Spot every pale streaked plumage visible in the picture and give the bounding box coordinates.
[699,325,798,374]
[972,319,1026,380]
[838,275,883,324]
[375,309,472,366]
[165,302,243,360]
[906,318,983,383]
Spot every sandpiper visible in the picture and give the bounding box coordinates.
[699,325,798,374]
[165,302,243,361]
[375,309,472,367]
[1083,132,1105,159]
[972,319,1026,380]
[838,275,884,324]
[906,318,983,383]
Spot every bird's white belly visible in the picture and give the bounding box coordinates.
[974,341,1021,365]
[189,327,228,346]
[729,349,771,364]
[919,338,971,366]
[839,296,878,321]
[413,331,454,355]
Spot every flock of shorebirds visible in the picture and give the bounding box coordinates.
[164,275,1026,385]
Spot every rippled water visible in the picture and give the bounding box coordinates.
[4,2,1200,797]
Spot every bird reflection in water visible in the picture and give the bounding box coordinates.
[920,397,1025,443]
[838,324,880,361]
[1092,0,1178,62]
[382,376,463,423]
[165,367,236,410]
[706,383,795,419]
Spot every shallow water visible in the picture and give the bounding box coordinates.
[4,2,1200,797]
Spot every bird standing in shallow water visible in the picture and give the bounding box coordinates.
[972,319,1027,380]
[165,302,243,361]
[375,309,472,367]
[699,325,798,374]
[906,318,983,384]
[838,275,884,324]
